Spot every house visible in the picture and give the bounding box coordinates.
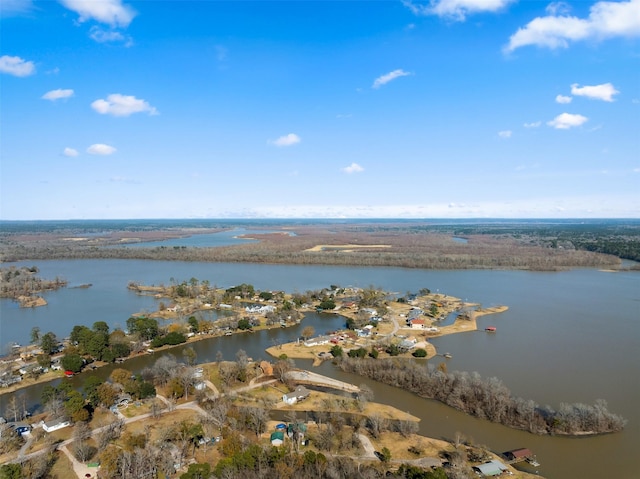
[166,303,179,312]
[472,460,510,477]
[283,386,310,405]
[410,318,425,329]
[304,336,330,347]
[42,418,71,433]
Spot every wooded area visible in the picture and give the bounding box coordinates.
[2,220,636,271]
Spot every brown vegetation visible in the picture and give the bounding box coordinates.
[0,224,621,270]
[338,357,627,436]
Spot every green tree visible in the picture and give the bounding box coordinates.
[258,291,273,300]
[0,464,22,479]
[380,446,392,463]
[237,318,251,330]
[330,345,343,357]
[412,348,427,358]
[180,462,211,479]
[30,326,40,345]
[187,316,199,333]
[40,331,58,355]
[318,299,336,310]
[93,321,109,335]
[61,353,84,373]
[126,316,159,340]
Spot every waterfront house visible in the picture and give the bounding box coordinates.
[472,460,510,476]
[283,386,310,405]
[304,336,330,347]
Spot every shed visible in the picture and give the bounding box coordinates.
[270,431,284,446]
[472,460,509,477]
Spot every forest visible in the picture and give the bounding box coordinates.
[2,219,638,271]
[337,357,627,436]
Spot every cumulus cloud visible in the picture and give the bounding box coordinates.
[547,112,588,129]
[556,94,572,104]
[372,69,411,89]
[341,163,364,174]
[59,0,136,27]
[403,0,514,21]
[269,133,301,147]
[87,143,117,155]
[42,89,74,101]
[91,94,158,116]
[524,121,542,128]
[63,147,79,157]
[571,82,619,101]
[505,0,640,52]
[0,55,35,77]
[498,130,512,138]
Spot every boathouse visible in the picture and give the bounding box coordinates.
[503,448,533,462]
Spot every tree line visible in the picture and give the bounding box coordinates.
[337,357,626,436]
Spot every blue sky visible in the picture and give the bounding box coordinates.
[1,0,639,220]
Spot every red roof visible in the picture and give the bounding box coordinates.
[64,370,74,377]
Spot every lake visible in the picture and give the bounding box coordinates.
[1,259,638,479]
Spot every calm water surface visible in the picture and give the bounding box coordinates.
[1,260,638,479]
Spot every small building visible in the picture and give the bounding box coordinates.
[472,460,510,477]
[283,386,310,405]
[270,431,285,446]
[410,318,425,329]
[503,448,533,462]
[42,418,71,433]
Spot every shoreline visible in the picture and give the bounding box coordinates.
[0,291,505,397]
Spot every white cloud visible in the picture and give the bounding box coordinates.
[59,0,136,27]
[523,121,542,128]
[505,0,640,52]
[87,144,117,155]
[498,130,512,138]
[372,69,411,89]
[556,94,572,104]
[89,26,132,46]
[571,82,619,102]
[403,0,514,21]
[63,147,79,157]
[269,133,301,147]
[342,163,364,174]
[547,112,589,129]
[91,94,158,117]
[42,89,74,101]
[0,55,35,77]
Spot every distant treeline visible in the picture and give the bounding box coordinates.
[337,357,627,436]
[0,242,619,271]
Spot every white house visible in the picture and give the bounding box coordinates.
[42,418,71,433]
